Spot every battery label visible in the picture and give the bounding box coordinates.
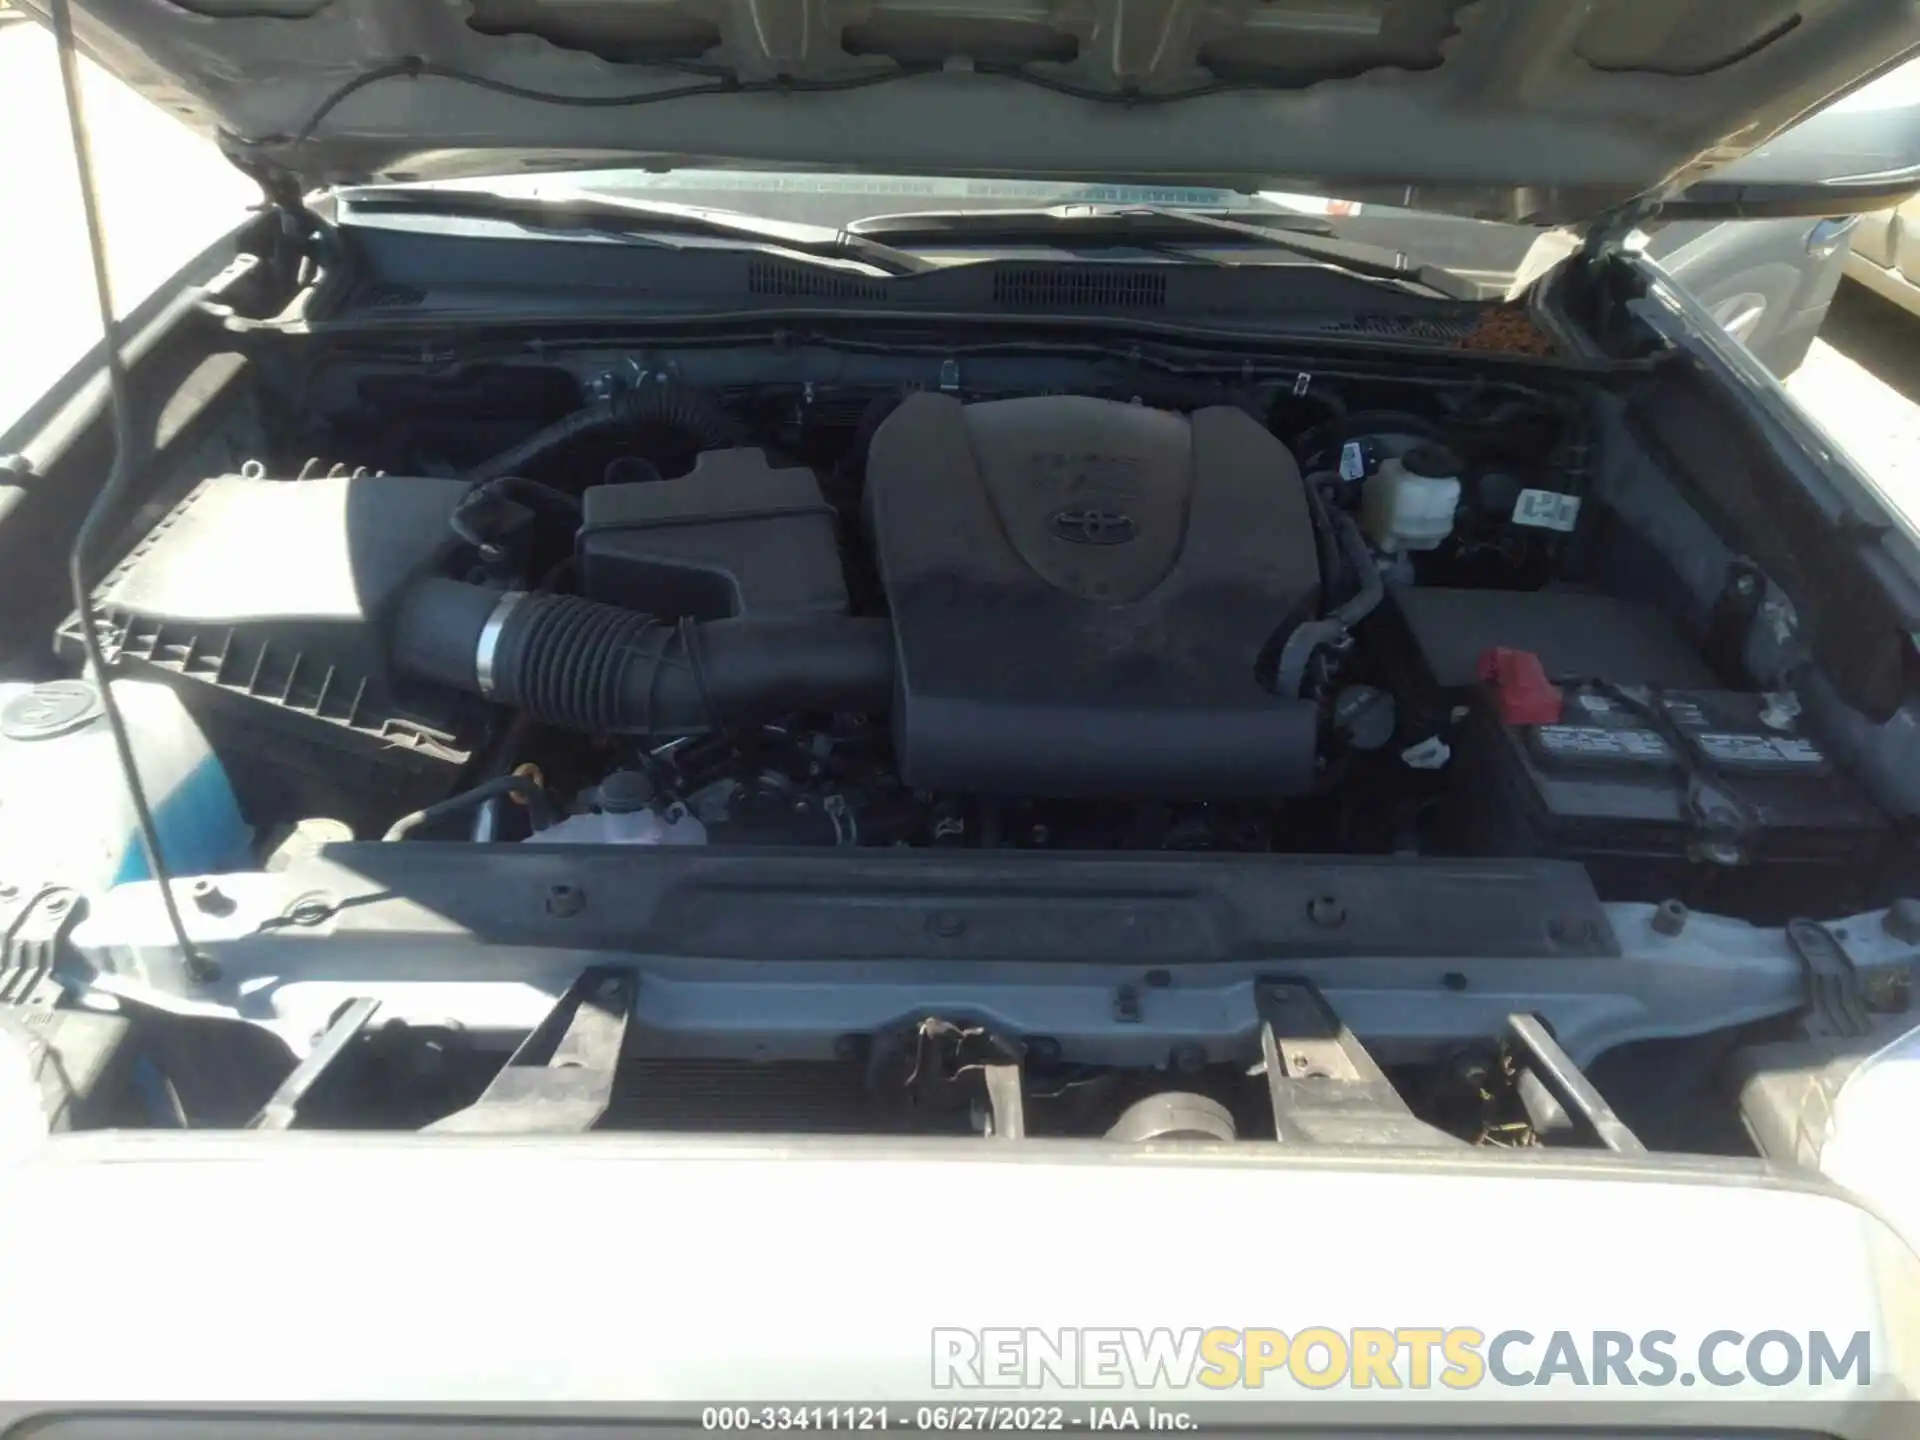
[1340,441,1368,482]
[1664,699,1711,729]
[1512,489,1583,533]
[1534,724,1674,765]
[1692,731,1828,772]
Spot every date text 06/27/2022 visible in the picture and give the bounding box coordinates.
[703,1406,1194,1432]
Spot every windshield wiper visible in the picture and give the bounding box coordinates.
[338,184,934,277]
[849,204,1477,298]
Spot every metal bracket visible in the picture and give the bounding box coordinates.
[1787,919,1872,1039]
[1703,560,1767,681]
[1580,197,1662,275]
[876,1018,1028,1139]
[1272,618,1350,700]
[1505,1013,1645,1153]
[0,887,85,1008]
[248,997,382,1131]
[979,1057,1026,1140]
[1255,980,1457,1148]
[427,967,635,1134]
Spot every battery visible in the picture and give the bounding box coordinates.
[1444,683,1889,920]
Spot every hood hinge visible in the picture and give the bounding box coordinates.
[217,142,328,293]
[1580,196,1664,274]
[218,136,322,234]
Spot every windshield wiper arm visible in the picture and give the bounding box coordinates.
[849,203,1476,298]
[339,184,934,277]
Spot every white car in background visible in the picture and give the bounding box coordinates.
[1829,60,1920,314]
[1849,198,1920,312]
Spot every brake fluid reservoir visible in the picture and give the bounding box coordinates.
[535,807,709,846]
[1360,445,1462,554]
[0,679,252,893]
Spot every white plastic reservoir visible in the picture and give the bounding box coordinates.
[535,807,708,847]
[0,678,252,894]
[1360,446,1462,554]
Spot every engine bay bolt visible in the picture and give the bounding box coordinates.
[1549,914,1598,945]
[1863,968,1913,1014]
[1028,823,1051,846]
[1882,898,1920,945]
[1442,971,1470,993]
[545,883,586,918]
[286,896,334,927]
[1171,1042,1207,1074]
[1449,1052,1495,1090]
[1145,968,1172,988]
[1307,894,1347,928]
[189,879,235,917]
[1652,899,1690,937]
[926,911,966,938]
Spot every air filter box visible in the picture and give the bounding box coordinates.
[59,472,487,834]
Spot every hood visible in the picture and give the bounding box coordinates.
[24,0,1920,225]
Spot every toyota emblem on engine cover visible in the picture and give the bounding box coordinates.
[1049,508,1137,545]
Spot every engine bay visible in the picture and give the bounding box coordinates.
[44,354,1897,915]
[7,323,1918,1151]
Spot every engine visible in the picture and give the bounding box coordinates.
[47,370,1892,921]
[866,394,1323,800]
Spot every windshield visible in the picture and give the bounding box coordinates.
[403,167,1355,228]
[361,167,1546,286]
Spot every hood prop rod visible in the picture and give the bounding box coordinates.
[48,0,209,982]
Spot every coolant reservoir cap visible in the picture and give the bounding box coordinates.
[2,680,103,741]
[598,769,656,815]
[1402,445,1463,479]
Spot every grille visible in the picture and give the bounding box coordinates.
[359,283,426,310]
[608,1059,973,1134]
[1316,313,1479,344]
[747,260,888,301]
[992,266,1168,308]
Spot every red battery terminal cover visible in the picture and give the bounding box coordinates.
[1477,647,1564,726]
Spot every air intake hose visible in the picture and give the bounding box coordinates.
[393,579,895,734]
[466,386,744,486]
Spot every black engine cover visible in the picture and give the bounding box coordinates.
[867,394,1322,800]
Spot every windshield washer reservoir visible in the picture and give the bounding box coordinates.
[0,679,252,894]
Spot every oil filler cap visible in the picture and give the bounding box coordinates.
[2,680,103,742]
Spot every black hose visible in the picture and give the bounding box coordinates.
[384,774,557,842]
[393,579,895,735]
[1300,477,1345,612]
[467,386,744,486]
[1328,512,1385,628]
[449,475,583,554]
